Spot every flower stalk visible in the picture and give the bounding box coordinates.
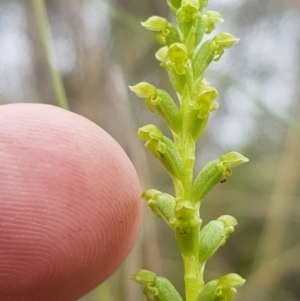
[130,1,248,301]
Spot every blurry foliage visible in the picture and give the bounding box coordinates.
[0,0,300,300]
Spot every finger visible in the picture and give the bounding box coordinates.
[0,103,142,301]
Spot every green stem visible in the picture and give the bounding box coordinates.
[32,0,69,110]
[183,254,204,301]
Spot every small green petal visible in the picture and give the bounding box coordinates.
[213,32,239,48]
[129,82,157,98]
[217,151,249,177]
[156,46,169,62]
[220,151,249,167]
[138,124,164,142]
[130,269,157,285]
[141,16,169,31]
[204,11,224,34]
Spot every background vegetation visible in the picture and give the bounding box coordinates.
[1,0,299,300]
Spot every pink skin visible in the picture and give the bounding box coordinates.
[0,104,142,301]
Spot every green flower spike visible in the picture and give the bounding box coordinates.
[141,16,180,45]
[192,152,249,203]
[130,270,184,301]
[204,11,224,34]
[138,125,184,181]
[142,189,176,228]
[131,1,248,300]
[130,82,181,133]
[196,273,245,301]
[198,215,237,264]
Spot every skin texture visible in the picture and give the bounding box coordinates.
[0,104,142,301]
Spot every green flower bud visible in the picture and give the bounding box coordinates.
[171,200,201,255]
[130,269,157,285]
[195,274,245,301]
[198,216,237,264]
[138,125,166,158]
[216,273,246,301]
[141,16,169,31]
[142,189,176,227]
[130,270,158,301]
[212,33,239,61]
[193,33,239,81]
[217,151,249,178]
[190,81,219,119]
[177,0,200,23]
[130,270,184,301]
[129,82,156,98]
[204,11,224,34]
[217,215,238,238]
[130,83,181,133]
[172,200,201,229]
[138,125,184,180]
[156,47,187,94]
[168,43,189,75]
[142,16,180,45]
[192,152,249,202]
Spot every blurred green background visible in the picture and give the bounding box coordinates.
[1,0,300,300]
